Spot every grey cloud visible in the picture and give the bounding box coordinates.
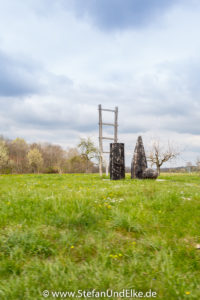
[0,97,96,134]
[164,116,200,135]
[0,50,73,98]
[0,54,200,152]
[0,51,43,97]
[127,60,200,118]
[16,117,96,133]
[67,0,178,30]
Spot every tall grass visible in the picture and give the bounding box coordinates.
[0,173,199,299]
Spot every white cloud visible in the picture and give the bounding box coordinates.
[0,0,199,167]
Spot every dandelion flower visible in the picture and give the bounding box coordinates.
[70,245,74,249]
[185,291,190,295]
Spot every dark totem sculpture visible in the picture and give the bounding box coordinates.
[131,136,158,179]
[110,143,125,180]
[131,136,147,179]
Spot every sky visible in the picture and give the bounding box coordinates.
[0,0,200,167]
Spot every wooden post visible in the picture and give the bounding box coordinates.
[98,104,103,176]
[114,107,118,143]
[110,143,125,180]
[98,105,118,177]
[103,156,109,176]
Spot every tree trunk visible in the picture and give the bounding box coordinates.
[86,158,89,173]
[156,164,160,175]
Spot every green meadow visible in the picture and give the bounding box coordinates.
[0,173,200,299]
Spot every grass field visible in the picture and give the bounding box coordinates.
[0,173,200,299]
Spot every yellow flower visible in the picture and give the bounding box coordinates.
[70,245,74,249]
[107,205,111,209]
[185,291,190,295]
[158,210,161,213]
[7,202,11,205]
[118,253,123,257]
[132,241,136,245]
[109,254,113,258]
[114,255,118,258]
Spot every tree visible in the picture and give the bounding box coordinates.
[39,143,67,173]
[78,138,98,172]
[27,148,43,173]
[0,141,9,172]
[68,155,88,173]
[64,147,81,173]
[147,139,180,175]
[66,147,80,160]
[196,157,200,171]
[9,138,28,173]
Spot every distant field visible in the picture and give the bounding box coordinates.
[0,173,200,299]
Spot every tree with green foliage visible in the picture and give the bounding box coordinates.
[0,141,9,172]
[27,148,43,173]
[78,137,98,172]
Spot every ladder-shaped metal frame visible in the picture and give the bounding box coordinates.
[98,104,118,176]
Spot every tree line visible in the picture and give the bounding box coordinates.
[2,134,198,175]
[0,136,99,174]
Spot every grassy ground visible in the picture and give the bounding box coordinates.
[0,173,200,299]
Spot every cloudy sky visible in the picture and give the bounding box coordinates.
[0,0,200,167]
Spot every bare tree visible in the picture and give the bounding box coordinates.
[65,147,80,160]
[9,138,29,173]
[147,139,180,175]
[39,143,67,173]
